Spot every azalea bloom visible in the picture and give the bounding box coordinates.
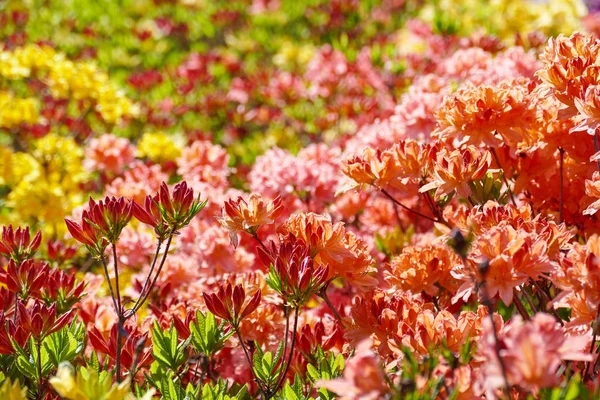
[420,146,492,201]
[317,338,390,400]
[0,225,42,263]
[537,32,600,117]
[217,194,282,247]
[340,140,435,192]
[281,212,377,288]
[480,313,591,396]
[385,243,461,297]
[433,79,539,151]
[453,225,555,305]
[84,133,136,174]
[583,171,600,216]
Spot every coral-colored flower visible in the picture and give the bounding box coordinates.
[480,313,591,395]
[281,213,377,288]
[453,225,555,305]
[572,85,600,135]
[385,243,461,297]
[176,140,230,188]
[583,171,600,216]
[202,282,261,328]
[317,338,390,400]
[84,133,136,174]
[0,225,42,263]
[537,32,600,118]
[341,140,435,192]
[433,79,539,151]
[420,146,492,201]
[217,194,282,247]
[105,161,168,204]
[550,235,600,327]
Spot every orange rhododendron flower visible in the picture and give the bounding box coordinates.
[281,212,377,288]
[217,194,282,247]
[583,171,600,216]
[433,79,539,151]
[385,243,461,297]
[316,338,390,400]
[537,32,600,118]
[340,140,435,192]
[453,225,555,305]
[420,146,492,201]
[551,235,600,327]
[572,85,600,135]
[480,313,591,396]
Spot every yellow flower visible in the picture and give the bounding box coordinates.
[0,91,39,128]
[0,379,28,400]
[32,134,87,190]
[50,363,154,400]
[0,44,137,123]
[137,131,182,163]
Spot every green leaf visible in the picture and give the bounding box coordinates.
[151,322,189,372]
[43,323,85,368]
[189,311,232,357]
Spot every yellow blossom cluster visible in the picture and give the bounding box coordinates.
[419,0,586,40]
[136,131,183,163]
[0,44,137,124]
[0,91,39,129]
[0,134,88,237]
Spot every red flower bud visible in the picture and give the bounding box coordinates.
[1,259,49,299]
[18,300,74,341]
[203,282,261,327]
[0,225,42,262]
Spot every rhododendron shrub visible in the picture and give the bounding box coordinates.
[5,0,600,399]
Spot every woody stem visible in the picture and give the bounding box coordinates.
[512,290,531,321]
[478,280,511,396]
[127,238,163,316]
[381,189,441,224]
[112,244,125,382]
[274,307,300,394]
[128,231,174,317]
[318,286,345,329]
[251,233,269,255]
[234,325,269,400]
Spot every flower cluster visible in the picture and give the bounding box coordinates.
[3,1,600,399]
